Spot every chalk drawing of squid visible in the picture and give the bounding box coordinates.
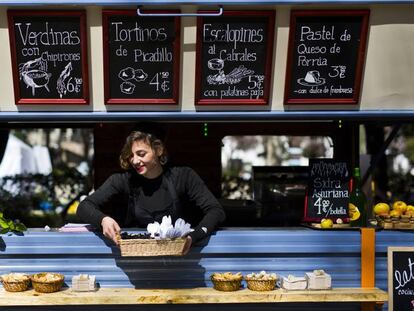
[19,57,51,96]
[56,62,73,98]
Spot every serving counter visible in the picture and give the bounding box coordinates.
[0,287,387,306]
[0,228,392,310]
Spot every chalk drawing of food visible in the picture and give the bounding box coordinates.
[57,62,73,98]
[207,58,254,85]
[118,67,148,82]
[297,70,325,87]
[120,81,136,95]
[225,66,254,85]
[19,57,51,96]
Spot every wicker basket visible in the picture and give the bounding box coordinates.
[211,276,242,292]
[245,278,276,291]
[118,237,187,257]
[31,273,65,293]
[1,276,30,292]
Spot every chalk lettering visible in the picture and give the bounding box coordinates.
[112,22,167,42]
[15,22,80,46]
[395,258,414,290]
[203,23,264,50]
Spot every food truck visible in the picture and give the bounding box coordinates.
[1,0,414,310]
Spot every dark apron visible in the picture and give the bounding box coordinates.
[124,170,182,227]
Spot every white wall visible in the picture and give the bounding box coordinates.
[0,4,413,112]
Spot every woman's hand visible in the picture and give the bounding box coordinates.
[182,236,192,255]
[101,216,121,245]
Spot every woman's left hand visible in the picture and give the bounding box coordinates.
[182,236,192,255]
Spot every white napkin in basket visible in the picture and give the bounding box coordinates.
[146,216,193,239]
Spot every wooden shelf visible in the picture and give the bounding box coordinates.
[0,287,388,306]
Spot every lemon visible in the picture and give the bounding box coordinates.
[349,203,360,221]
[406,205,414,212]
[405,210,414,217]
[349,203,357,211]
[373,202,390,215]
[392,201,407,213]
[320,218,333,229]
[390,209,402,217]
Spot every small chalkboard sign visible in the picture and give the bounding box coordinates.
[7,10,89,105]
[284,10,370,105]
[195,11,275,105]
[303,159,350,222]
[103,10,180,105]
[388,247,414,311]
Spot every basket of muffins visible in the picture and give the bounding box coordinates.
[210,272,243,291]
[30,272,65,293]
[0,273,31,292]
[244,271,278,291]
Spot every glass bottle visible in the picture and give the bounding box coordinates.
[349,167,367,227]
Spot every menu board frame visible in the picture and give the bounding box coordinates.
[388,247,414,311]
[284,10,370,106]
[7,10,89,105]
[195,10,275,106]
[102,10,181,105]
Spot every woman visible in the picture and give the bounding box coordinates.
[77,130,225,252]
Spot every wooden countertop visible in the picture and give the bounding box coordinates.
[0,287,388,306]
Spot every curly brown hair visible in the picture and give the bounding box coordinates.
[119,131,167,170]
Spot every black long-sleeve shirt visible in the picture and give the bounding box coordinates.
[77,166,225,243]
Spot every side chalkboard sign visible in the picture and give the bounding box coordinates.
[195,11,275,105]
[7,10,89,105]
[284,10,369,105]
[303,159,350,222]
[103,10,180,105]
[388,247,414,311]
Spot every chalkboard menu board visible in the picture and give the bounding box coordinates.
[7,10,89,105]
[103,10,180,105]
[195,11,275,105]
[388,247,414,311]
[303,159,350,222]
[284,10,370,105]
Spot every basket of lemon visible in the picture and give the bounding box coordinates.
[374,201,414,229]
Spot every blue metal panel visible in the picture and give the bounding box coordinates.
[0,108,414,123]
[0,111,414,123]
[0,228,362,291]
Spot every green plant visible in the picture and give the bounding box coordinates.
[0,212,27,234]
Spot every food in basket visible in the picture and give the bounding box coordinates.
[1,273,30,283]
[244,271,277,291]
[120,232,151,239]
[374,200,414,229]
[211,272,242,281]
[0,273,30,292]
[211,272,242,291]
[245,271,277,280]
[31,273,65,293]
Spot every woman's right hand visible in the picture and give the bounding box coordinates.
[101,216,121,245]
